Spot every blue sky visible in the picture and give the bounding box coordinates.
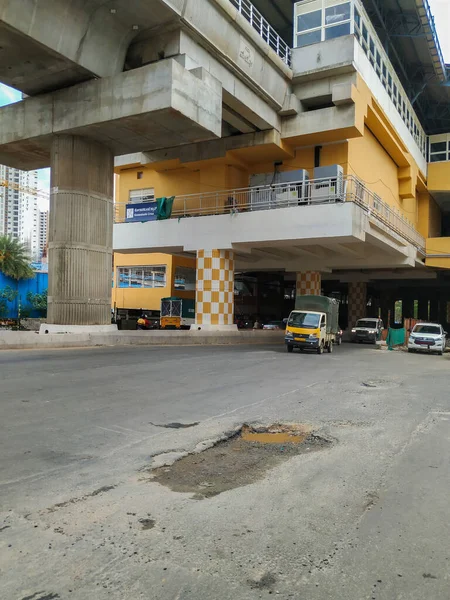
[0,0,448,209]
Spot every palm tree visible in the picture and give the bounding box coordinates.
[0,235,34,280]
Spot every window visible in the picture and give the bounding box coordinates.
[137,171,143,180]
[129,188,155,204]
[297,10,321,32]
[325,22,350,39]
[430,142,447,153]
[297,30,321,47]
[429,137,450,162]
[174,266,196,291]
[325,3,350,25]
[117,265,166,289]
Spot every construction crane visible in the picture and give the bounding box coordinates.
[0,179,49,201]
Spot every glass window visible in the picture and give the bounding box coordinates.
[431,142,447,153]
[369,38,375,55]
[129,188,155,203]
[288,311,320,328]
[297,10,321,32]
[117,266,166,288]
[354,8,361,29]
[325,22,351,40]
[175,266,196,291]
[296,30,321,47]
[362,24,368,42]
[325,3,350,25]
[413,324,441,335]
[430,153,447,163]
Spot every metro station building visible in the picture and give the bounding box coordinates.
[0,0,449,330]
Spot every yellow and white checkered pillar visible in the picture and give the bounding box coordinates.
[194,250,236,330]
[296,271,321,297]
[348,282,367,329]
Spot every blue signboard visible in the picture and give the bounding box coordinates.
[125,202,158,223]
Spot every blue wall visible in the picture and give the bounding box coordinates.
[0,272,48,318]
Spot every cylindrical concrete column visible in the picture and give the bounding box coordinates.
[48,135,114,325]
[296,271,321,296]
[348,282,367,329]
[194,249,236,330]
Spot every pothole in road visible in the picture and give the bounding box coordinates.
[150,424,332,499]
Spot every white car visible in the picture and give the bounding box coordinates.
[408,323,447,355]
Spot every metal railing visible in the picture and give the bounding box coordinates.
[115,175,425,251]
[229,0,292,67]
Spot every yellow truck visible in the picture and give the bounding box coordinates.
[285,295,339,355]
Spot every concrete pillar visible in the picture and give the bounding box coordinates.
[296,271,321,296]
[417,297,429,321]
[193,249,236,330]
[348,282,367,329]
[402,296,414,320]
[47,135,114,326]
[430,297,439,323]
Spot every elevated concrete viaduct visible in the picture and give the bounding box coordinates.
[0,0,291,328]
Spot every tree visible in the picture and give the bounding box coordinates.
[26,289,48,315]
[0,235,34,280]
[0,286,19,317]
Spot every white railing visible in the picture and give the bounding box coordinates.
[114,175,425,251]
[229,0,292,67]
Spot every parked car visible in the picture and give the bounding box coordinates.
[408,323,447,355]
[263,320,286,331]
[351,318,384,344]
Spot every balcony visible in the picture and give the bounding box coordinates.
[114,174,424,253]
[229,0,292,66]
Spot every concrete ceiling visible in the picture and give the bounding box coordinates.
[0,0,180,95]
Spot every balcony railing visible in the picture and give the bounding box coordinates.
[114,175,425,252]
[229,0,292,67]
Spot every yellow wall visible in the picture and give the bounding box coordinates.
[428,162,450,192]
[112,253,196,312]
[348,126,402,212]
[417,193,441,239]
[426,237,450,269]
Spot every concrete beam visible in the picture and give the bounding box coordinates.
[0,0,181,94]
[0,59,222,170]
[281,104,360,145]
[114,130,292,171]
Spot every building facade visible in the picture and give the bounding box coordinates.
[111,0,450,330]
[38,210,49,260]
[112,253,196,318]
[0,0,449,328]
[0,165,47,260]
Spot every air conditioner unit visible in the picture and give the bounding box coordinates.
[311,165,344,203]
[249,172,275,210]
[274,169,310,206]
[249,169,310,209]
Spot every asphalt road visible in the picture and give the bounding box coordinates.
[1,343,449,599]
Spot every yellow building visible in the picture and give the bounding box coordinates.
[112,252,196,319]
[111,0,450,330]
